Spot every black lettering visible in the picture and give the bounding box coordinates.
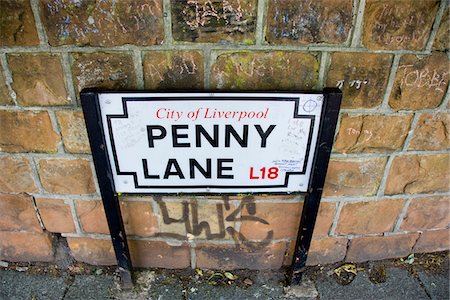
[172,125,190,147]
[189,159,212,179]
[163,159,185,179]
[195,125,219,147]
[142,159,160,179]
[147,125,166,148]
[255,125,276,148]
[217,158,234,179]
[225,125,248,147]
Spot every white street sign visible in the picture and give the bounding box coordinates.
[98,92,324,193]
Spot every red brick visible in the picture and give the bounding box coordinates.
[196,242,286,270]
[266,0,352,45]
[8,54,69,106]
[143,51,204,90]
[67,237,116,265]
[323,158,387,197]
[313,202,337,238]
[336,199,406,235]
[56,111,90,154]
[0,0,40,46]
[129,240,190,269]
[240,202,302,240]
[39,159,96,195]
[0,231,54,262]
[389,52,450,110]
[71,52,137,96]
[40,0,164,46]
[413,229,450,253]
[400,196,450,231]
[0,61,13,105]
[76,200,109,234]
[307,237,348,266]
[0,193,42,233]
[334,114,412,153]
[409,113,450,151]
[172,0,257,43]
[120,201,158,237]
[346,233,419,262]
[0,156,37,193]
[326,52,393,108]
[211,51,319,90]
[385,154,450,195]
[35,198,75,233]
[433,7,449,51]
[362,0,439,50]
[0,111,60,153]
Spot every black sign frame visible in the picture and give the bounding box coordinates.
[81,89,342,288]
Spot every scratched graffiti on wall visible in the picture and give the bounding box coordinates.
[156,197,273,250]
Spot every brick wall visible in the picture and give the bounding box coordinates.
[0,0,449,269]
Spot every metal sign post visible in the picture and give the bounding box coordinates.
[81,89,341,287]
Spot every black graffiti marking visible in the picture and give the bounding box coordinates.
[156,197,273,248]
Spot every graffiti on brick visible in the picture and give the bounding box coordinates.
[336,79,369,90]
[157,197,273,249]
[398,65,449,93]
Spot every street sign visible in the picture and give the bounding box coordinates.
[97,92,324,194]
[81,89,342,288]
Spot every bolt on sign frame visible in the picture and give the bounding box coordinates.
[81,89,341,288]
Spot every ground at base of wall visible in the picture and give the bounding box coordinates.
[0,252,448,299]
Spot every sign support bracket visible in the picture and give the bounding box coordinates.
[81,90,133,289]
[287,88,342,285]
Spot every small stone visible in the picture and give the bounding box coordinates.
[95,269,103,275]
[15,266,29,272]
[0,261,9,268]
[284,277,319,298]
[243,278,253,286]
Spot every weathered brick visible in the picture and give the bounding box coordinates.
[433,7,449,51]
[362,0,438,50]
[156,201,187,238]
[0,0,40,47]
[385,154,450,195]
[409,113,450,151]
[323,158,387,197]
[71,52,137,96]
[0,194,42,233]
[120,201,158,237]
[389,52,450,110]
[266,0,352,45]
[413,229,450,253]
[129,240,190,269]
[8,54,69,106]
[143,51,204,90]
[400,196,450,231]
[0,156,37,193]
[326,52,393,108]
[35,198,75,233]
[0,62,13,105]
[307,237,348,266]
[56,111,90,154]
[312,202,337,238]
[346,233,419,263]
[334,114,412,153]
[67,237,116,265]
[196,242,286,270]
[0,110,60,153]
[336,199,406,235]
[171,0,257,43]
[240,202,302,240]
[0,231,54,262]
[40,0,164,46]
[76,200,109,234]
[211,51,319,90]
[39,159,96,194]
